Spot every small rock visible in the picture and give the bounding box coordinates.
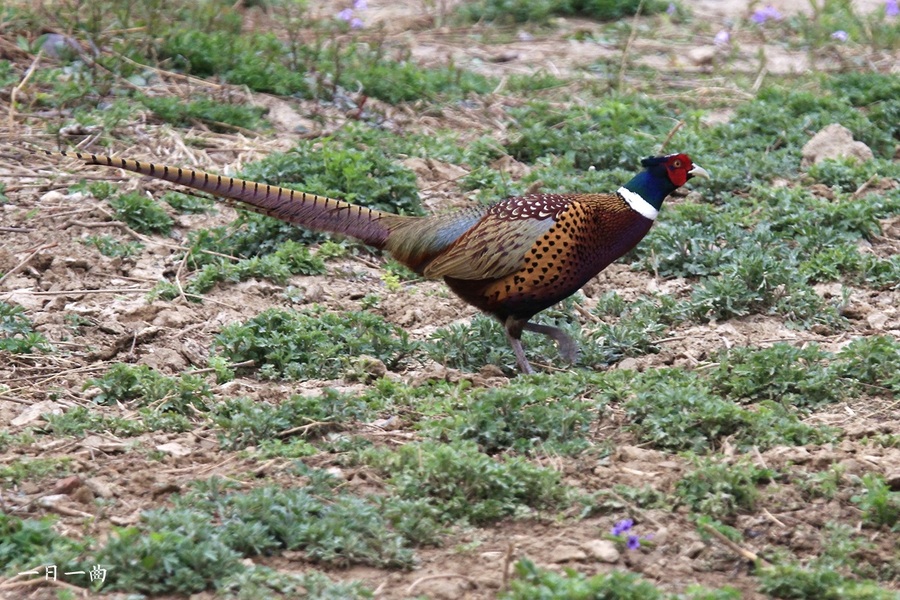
[582,539,620,563]
[617,357,640,371]
[11,400,62,426]
[302,283,325,304]
[181,338,209,367]
[764,446,812,464]
[368,415,401,431]
[479,551,504,562]
[38,494,69,507]
[488,51,519,63]
[153,308,192,329]
[478,364,506,379]
[84,478,115,499]
[617,445,665,462]
[801,123,874,167]
[326,466,346,480]
[51,476,83,495]
[4,289,46,311]
[866,311,889,330]
[687,46,717,66]
[885,471,900,491]
[71,485,95,505]
[151,482,181,498]
[401,157,468,186]
[141,346,188,373]
[652,526,670,545]
[39,190,72,204]
[251,94,318,134]
[491,155,531,180]
[683,540,707,558]
[156,442,191,457]
[550,544,587,563]
[351,355,387,380]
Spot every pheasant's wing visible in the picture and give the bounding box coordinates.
[422,203,561,280]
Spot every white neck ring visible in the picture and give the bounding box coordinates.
[618,187,659,220]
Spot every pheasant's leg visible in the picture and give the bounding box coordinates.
[503,317,535,374]
[523,322,579,364]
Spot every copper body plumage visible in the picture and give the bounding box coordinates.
[45,150,709,374]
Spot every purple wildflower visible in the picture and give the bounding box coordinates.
[337,8,353,21]
[831,30,849,41]
[887,0,899,17]
[611,519,634,536]
[626,535,641,550]
[350,17,364,29]
[667,3,676,15]
[751,5,782,24]
[354,0,368,9]
[714,30,731,46]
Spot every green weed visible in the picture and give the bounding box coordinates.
[457,0,670,25]
[80,234,144,258]
[327,45,495,104]
[0,457,73,486]
[710,343,842,410]
[807,158,883,193]
[92,475,413,594]
[589,294,688,362]
[366,440,564,525]
[0,514,89,574]
[212,390,372,450]
[785,0,900,51]
[93,521,243,595]
[851,474,900,529]
[108,191,174,235]
[798,465,846,501]
[137,94,268,132]
[504,98,675,172]
[503,559,668,599]
[676,457,776,519]
[86,363,213,413]
[0,301,51,354]
[161,191,214,214]
[426,372,602,454]
[835,335,900,394]
[758,562,898,600]
[625,370,829,452]
[213,306,417,380]
[159,30,311,97]
[42,406,145,437]
[156,240,326,299]
[427,312,587,372]
[219,566,372,600]
[861,254,900,290]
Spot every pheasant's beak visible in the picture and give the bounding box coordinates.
[689,164,710,180]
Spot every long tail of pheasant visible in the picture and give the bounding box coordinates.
[41,149,496,275]
[43,150,403,251]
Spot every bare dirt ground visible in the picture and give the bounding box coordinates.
[1,1,899,598]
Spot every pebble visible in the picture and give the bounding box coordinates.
[582,539,620,563]
[550,544,587,563]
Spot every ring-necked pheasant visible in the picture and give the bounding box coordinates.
[41,150,708,374]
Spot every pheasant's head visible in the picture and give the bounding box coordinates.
[622,153,710,217]
[643,153,710,187]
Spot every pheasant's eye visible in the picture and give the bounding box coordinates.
[672,160,682,168]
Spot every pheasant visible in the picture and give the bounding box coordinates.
[42,150,708,374]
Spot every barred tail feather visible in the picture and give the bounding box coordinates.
[47,150,402,250]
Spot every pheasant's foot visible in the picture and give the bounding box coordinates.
[506,334,535,374]
[523,322,579,364]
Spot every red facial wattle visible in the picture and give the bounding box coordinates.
[666,155,690,187]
